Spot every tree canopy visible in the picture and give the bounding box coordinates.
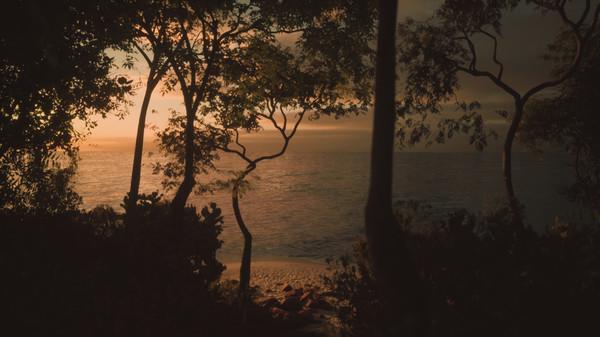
[0,0,133,212]
[520,26,600,215]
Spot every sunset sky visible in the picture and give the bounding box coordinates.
[81,0,576,152]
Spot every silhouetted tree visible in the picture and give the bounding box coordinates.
[124,1,183,219]
[520,25,600,219]
[0,0,132,212]
[397,0,600,228]
[205,34,371,321]
[157,0,376,215]
[365,1,428,336]
[157,1,275,219]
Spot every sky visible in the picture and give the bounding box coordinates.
[80,0,590,153]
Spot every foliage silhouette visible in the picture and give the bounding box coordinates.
[154,0,375,323]
[326,202,600,337]
[520,25,600,219]
[0,0,132,213]
[1,193,226,337]
[396,0,600,228]
[204,30,372,320]
[124,0,184,218]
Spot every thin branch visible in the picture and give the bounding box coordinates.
[456,65,520,100]
[260,104,286,136]
[576,0,592,28]
[167,47,191,106]
[220,19,264,42]
[462,31,478,71]
[217,6,246,42]
[522,3,600,103]
[233,129,247,156]
[268,28,305,34]
[220,144,253,165]
[478,29,505,80]
[278,106,288,132]
[254,109,306,165]
[177,18,196,92]
[133,41,152,66]
[287,110,305,140]
[586,4,600,41]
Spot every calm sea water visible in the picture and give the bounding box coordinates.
[74,150,584,261]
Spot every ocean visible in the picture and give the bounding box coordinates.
[74,149,585,262]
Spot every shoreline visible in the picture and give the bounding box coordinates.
[222,258,330,298]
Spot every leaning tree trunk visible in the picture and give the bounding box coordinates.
[127,72,158,219]
[502,100,525,230]
[365,1,428,336]
[171,105,196,220]
[232,166,254,324]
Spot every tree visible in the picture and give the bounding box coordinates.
[157,0,376,215]
[156,1,274,219]
[0,0,132,212]
[124,0,182,218]
[205,34,370,321]
[153,0,376,322]
[520,26,600,219]
[396,0,600,228]
[365,0,428,336]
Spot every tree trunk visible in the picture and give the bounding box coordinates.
[171,105,196,219]
[232,178,252,323]
[502,100,525,229]
[126,75,157,219]
[365,1,428,336]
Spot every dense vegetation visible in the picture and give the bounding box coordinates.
[325,202,600,337]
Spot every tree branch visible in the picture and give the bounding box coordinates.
[456,65,520,100]
[461,32,478,71]
[133,41,152,66]
[220,144,253,165]
[576,0,592,28]
[478,29,505,80]
[268,28,305,34]
[522,3,600,103]
[233,128,247,156]
[278,106,288,132]
[456,31,520,99]
[254,109,305,164]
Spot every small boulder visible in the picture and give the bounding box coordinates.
[270,307,291,320]
[298,308,316,321]
[305,299,318,309]
[299,290,313,303]
[317,299,334,311]
[282,284,293,292]
[280,296,302,311]
[320,290,336,297]
[306,298,334,311]
[258,297,280,308]
[284,288,303,299]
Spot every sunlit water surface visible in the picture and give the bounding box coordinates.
[74,150,586,261]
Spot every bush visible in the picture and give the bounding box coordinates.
[0,194,225,337]
[324,203,600,337]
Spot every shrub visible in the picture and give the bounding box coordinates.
[0,194,225,337]
[324,203,600,337]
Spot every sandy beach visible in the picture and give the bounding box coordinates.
[222,259,330,298]
[222,259,341,335]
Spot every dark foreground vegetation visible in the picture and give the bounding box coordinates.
[0,196,314,337]
[326,202,600,337]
